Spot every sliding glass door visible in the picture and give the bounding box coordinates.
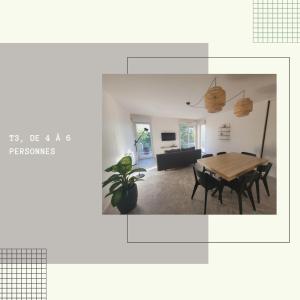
[135,123,153,160]
[179,123,196,149]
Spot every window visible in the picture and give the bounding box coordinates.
[179,123,196,149]
[135,123,153,159]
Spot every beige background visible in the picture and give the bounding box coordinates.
[0,1,298,300]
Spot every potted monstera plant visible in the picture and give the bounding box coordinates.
[102,156,146,214]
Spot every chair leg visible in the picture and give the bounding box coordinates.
[218,182,224,204]
[262,177,270,196]
[255,179,260,203]
[204,188,208,214]
[191,183,198,199]
[237,193,243,214]
[247,188,256,211]
[242,191,248,198]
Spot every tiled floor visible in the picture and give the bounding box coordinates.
[136,157,157,170]
[103,164,276,215]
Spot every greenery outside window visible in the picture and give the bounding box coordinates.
[179,123,196,149]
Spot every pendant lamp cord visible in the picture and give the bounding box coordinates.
[187,76,246,109]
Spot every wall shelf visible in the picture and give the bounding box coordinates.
[218,123,231,140]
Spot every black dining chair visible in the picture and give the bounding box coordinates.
[201,154,213,173]
[222,171,259,214]
[241,152,256,157]
[255,162,272,203]
[217,151,226,155]
[211,152,226,195]
[192,166,222,214]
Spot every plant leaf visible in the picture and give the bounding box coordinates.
[102,174,121,187]
[109,181,122,192]
[105,164,117,172]
[105,191,114,198]
[111,188,123,207]
[117,156,132,175]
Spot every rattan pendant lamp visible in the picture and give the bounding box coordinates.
[185,78,253,118]
[234,90,253,117]
[204,78,226,113]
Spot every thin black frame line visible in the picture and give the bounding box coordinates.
[126,57,290,73]
[288,56,290,243]
[128,241,289,244]
[125,55,290,244]
[126,215,289,244]
[127,56,290,58]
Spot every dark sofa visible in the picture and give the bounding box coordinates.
[156,148,202,171]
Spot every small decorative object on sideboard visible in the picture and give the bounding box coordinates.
[160,144,178,149]
[218,123,230,140]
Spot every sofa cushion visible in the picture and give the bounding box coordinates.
[157,149,201,171]
[165,149,180,153]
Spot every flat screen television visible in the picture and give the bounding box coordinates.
[161,132,176,141]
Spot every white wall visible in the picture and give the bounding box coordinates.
[151,116,180,155]
[102,92,135,171]
[131,114,152,124]
[205,99,276,177]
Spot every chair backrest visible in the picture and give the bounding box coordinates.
[202,154,213,158]
[257,162,272,178]
[196,169,217,189]
[217,151,226,155]
[238,171,260,192]
[241,151,256,157]
[192,165,198,182]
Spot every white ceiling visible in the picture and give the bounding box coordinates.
[103,74,276,119]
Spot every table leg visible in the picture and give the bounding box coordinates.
[218,180,224,204]
[238,193,243,214]
[255,179,260,203]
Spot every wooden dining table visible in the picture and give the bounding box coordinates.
[197,153,268,213]
[198,152,268,181]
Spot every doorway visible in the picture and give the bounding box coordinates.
[179,122,196,149]
[135,123,153,161]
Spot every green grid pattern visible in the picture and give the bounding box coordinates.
[253,0,300,43]
[0,249,47,300]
